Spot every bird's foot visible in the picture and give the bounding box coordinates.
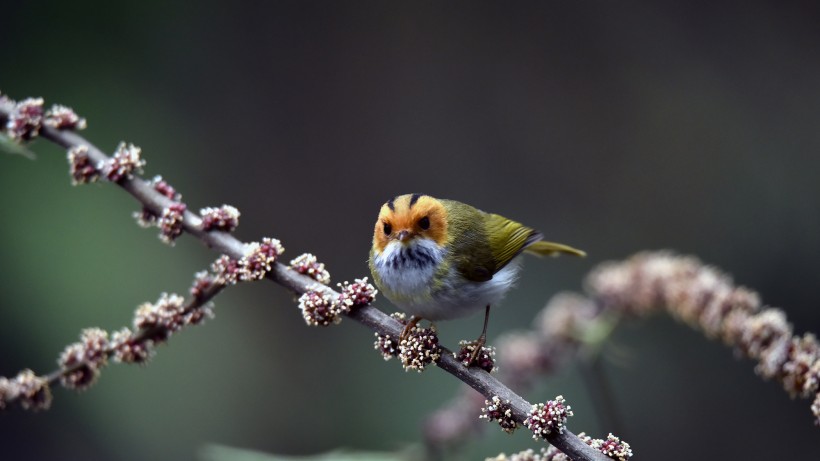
[454,338,495,372]
[459,304,496,370]
[399,315,422,343]
[466,335,487,367]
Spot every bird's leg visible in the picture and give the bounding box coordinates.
[399,315,422,343]
[467,304,491,366]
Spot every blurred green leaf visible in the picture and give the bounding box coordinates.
[200,444,411,461]
[0,133,36,159]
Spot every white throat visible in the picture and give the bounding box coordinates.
[372,239,445,296]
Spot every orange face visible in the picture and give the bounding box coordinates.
[372,194,448,253]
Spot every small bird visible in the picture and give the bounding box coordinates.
[368,193,584,366]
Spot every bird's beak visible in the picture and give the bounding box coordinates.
[397,230,412,242]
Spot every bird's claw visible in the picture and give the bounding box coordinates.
[399,315,422,343]
[465,337,487,368]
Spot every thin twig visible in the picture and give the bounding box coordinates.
[42,282,226,384]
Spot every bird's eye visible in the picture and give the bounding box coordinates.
[418,216,430,230]
[383,222,392,235]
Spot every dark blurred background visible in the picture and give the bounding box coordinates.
[1,1,819,460]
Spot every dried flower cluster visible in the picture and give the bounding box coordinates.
[535,292,598,342]
[57,328,110,390]
[44,104,87,130]
[102,142,145,182]
[289,253,331,284]
[486,449,545,461]
[399,323,442,372]
[585,252,820,423]
[541,446,571,461]
[67,145,100,185]
[494,332,551,385]
[480,395,517,433]
[134,293,212,342]
[373,312,442,371]
[158,203,187,245]
[110,328,154,364]
[238,238,284,281]
[455,341,496,373]
[190,270,219,301]
[200,205,240,232]
[149,175,181,201]
[576,433,633,461]
[0,370,52,411]
[133,176,188,244]
[212,255,240,285]
[5,97,44,141]
[338,277,377,310]
[374,312,407,360]
[524,395,573,439]
[298,288,345,326]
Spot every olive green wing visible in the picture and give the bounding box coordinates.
[484,213,541,271]
[441,200,498,283]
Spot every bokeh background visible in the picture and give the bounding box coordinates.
[2,1,819,460]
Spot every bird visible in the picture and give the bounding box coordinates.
[368,193,584,366]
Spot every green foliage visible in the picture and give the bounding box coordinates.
[0,133,35,159]
[200,444,413,461]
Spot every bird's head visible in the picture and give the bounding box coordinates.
[372,193,448,254]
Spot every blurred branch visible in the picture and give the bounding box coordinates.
[0,94,612,461]
[431,251,820,455]
[585,252,820,425]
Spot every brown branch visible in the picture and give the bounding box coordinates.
[0,98,612,461]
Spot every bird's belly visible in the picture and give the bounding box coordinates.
[390,260,522,321]
[372,240,523,321]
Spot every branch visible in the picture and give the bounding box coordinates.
[0,94,613,461]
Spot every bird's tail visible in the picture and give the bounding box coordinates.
[524,239,586,258]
